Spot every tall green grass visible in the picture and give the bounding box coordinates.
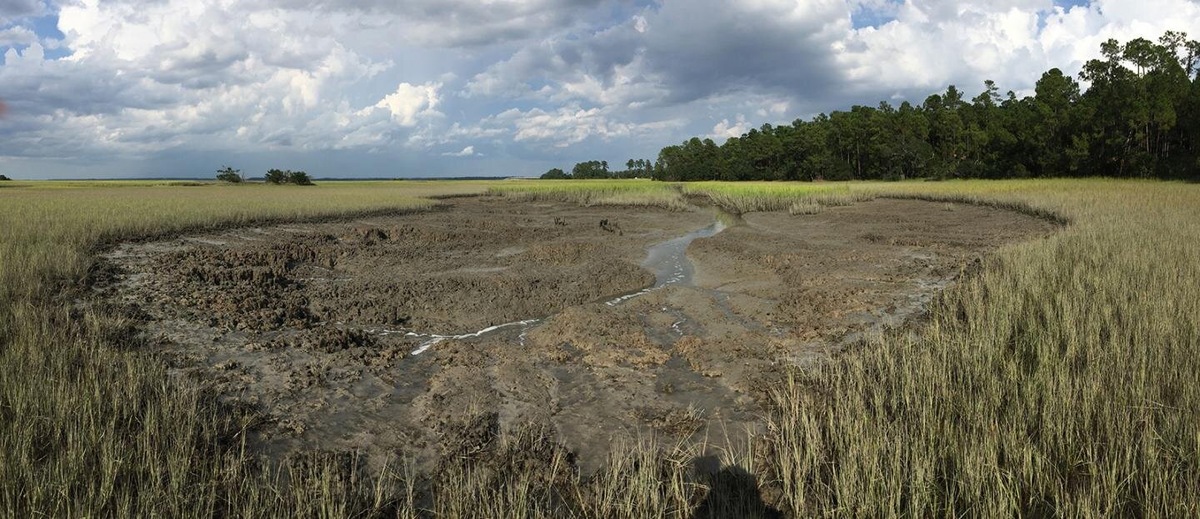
[488,179,690,211]
[680,181,866,213]
[488,180,870,214]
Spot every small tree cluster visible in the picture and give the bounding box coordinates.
[571,160,610,179]
[616,159,654,178]
[540,168,569,179]
[0,174,11,181]
[216,165,243,183]
[265,168,314,185]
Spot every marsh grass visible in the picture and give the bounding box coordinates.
[488,179,691,211]
[680,182,868,214]
[4,178,1199,516]
[487,180,870,214]
[787,200,822,215]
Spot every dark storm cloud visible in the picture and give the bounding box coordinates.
[466,18,651,102]
[260,0,617,47]
[1,56,141,116]
[641,0,849,105]
[468,0,853,113]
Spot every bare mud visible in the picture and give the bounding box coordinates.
[91,196,1058,471]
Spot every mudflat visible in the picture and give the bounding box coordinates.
[92,195,1057,470]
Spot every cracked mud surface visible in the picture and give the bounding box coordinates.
[91,196,1058,471]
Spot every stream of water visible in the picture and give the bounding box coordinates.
[604,220,726,305]
[390,218,727,355]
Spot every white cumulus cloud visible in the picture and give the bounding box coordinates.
[442,145,476,157]
[709,115,751,142]
[371,82,443,127]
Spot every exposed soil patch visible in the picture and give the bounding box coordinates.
[92,196,1057,471]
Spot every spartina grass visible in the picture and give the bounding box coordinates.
[488,180,690,211]
[787,200,821,215]
[580,437,702,519]
[680,181,871,214]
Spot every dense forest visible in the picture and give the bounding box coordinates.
[545,32,1200,181]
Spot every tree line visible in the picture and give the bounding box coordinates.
[541,159,655,180]
[545,32,1200,181]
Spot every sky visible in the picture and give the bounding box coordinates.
[1,0,1199,179]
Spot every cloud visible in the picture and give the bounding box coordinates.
[370,82,442,126]
[465,17,661,106]
[442,145,475,157]
[0,0,447,162]
[642,0,850,104]
[757,101,791,118]
[472,0,851,105]
[460,0,855,149]
[473,104,683,149]
[709,115,751,142]
[0,0,43,25]
[497,106,616,148]
[837,0,1200,96]
[264,0,613,48]
[3,0,1200,178]
[465,0,1200,138]
[0,25,36,46]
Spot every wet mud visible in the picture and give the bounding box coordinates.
[91,196,1058,471]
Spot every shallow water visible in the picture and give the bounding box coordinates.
[605,220,726,306]
[394,319,542,354]
[643,220,727,288]
[404,218,727,354]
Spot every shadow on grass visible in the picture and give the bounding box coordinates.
[691,455,782,519]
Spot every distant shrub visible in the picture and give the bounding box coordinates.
[264,169,287,184]
[263,168,314,185]
[216,165,243,183]
[287,170,314,186]
[540,168,570,180]
[0,174,11,181]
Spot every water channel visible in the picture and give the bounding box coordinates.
[380,216,729,354]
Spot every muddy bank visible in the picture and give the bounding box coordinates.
[92,195,1057,471]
